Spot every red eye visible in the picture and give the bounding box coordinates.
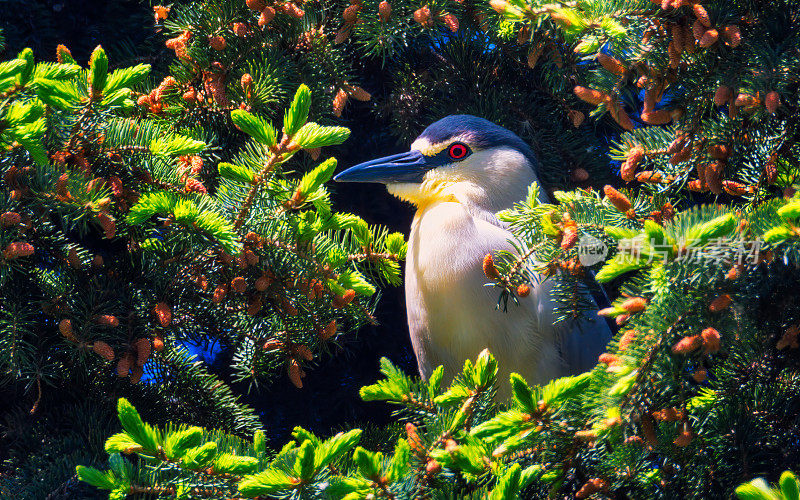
[448,143,469,160]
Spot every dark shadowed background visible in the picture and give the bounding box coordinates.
[0,0,419,446]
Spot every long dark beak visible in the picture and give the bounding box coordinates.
[334,150,430,184]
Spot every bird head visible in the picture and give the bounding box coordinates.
[334,115,543,212]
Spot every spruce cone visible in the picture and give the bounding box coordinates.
[231,277,247,293]
[482,254,500,279]
[693,4,711,27]
[1,212,21,227]
[765,91,780,114]
[597,53,625,75]
[442,13,459,32]
[573,86,607,105]
[621,297,647,313]
[209,35,226,51]
[320,319,337,340]
[259,7,276,26]
[378,1,391,22]
[713,85,732,106]
[722,25,741,47]
[59,319,77,342]
[3,242,34,259]
[212,284,228,303]
[288,359,304,388]
[134,338,152,366]
[622,146,644,182]
[154,302,172,327]
[92,341,115,361]
[153,335,165,352]
[701,327,721,353]
[641,109,672,125]
[95,315,119,327]
[708,294,732,312]
[246,0,267,10]
[672,335,702,355]
[413,5,431,26]
[604,185,633,213]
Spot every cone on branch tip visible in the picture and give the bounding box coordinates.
[709,294,732,312]
[246,0,267,11]
[413,6,431,26]
[4,242,34,259]
[288,359,305,388]
[672,335,702,355]
[574,86,607,106]
[571,167,589,182]
[231,276,247,293]
[597,53,625,75]
[482,254,501,280]
[332,289,356,308]
[95,315,119,327]
[134,338,151,366]
[701,327,721,353]
[379,1,391,22]
[722,25,742,47]
[561,226,578,250]
[1,212,21,227]
[621,297,647,313]
[92,341,115,361]
[259,7,276,26]
[604,185,633,213]
[320,319,337,340]
[766,91,780,114]
[622,146,644,182]
[154,302,172,327]
[777,325,800,350]
[59,319,76,341]
[153,335,165,352]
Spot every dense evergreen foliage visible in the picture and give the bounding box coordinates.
[1,0,799,497]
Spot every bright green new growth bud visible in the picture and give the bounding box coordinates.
[643,220,665,247]
[293,123,350,149]
[780,471,800,500]
[605,226,640,240]
[353,447,382,479]
[164,427,204,460]
[763,225,794,244]
[600,17,627,39]
[778,202,800,220]
[219,162,256,183]
[284,84,312,137]
[298,158,337,197]
[253,429,267,455]
[116,398,160,454]
[182,442,218,469]
[213,453,259,474]
[88,45,108,96]
[687,212,736,247]
[540,211,561,237]
[231,109,278,147]
[293,440,316,480]
[75,466,116,490]
[16,48,35,86]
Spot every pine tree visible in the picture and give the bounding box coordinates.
[1,0,799,497]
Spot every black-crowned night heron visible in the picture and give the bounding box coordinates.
[335,115,612,395]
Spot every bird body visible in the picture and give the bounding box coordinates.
[402,198,565,388]
[335,115,612,394]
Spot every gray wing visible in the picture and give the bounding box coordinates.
[556,274,615,374]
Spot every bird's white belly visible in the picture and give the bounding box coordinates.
[404,202,562,391]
